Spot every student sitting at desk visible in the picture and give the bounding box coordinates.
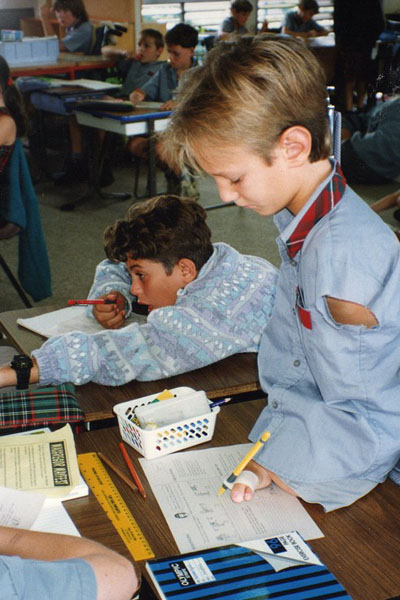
[160,35,400,511]
[0,525,139,600]
[281,0,328,39]
[0,56,26,232]
[40,0,93,55]
[101,28,165,99]
[127,23,198,177]
[218,0,253,41]
[0,195,277,387]
[54,28,166,186]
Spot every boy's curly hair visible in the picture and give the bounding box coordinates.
[104,195,213,273]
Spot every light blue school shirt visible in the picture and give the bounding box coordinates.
[281,10,323,33]
[252,163,400,510]
[117,59,165,97]
[348,97,400,181]
[140,62,178,102]
[0,555,96,600]
[63,21,93,54]
[220,16,248,34]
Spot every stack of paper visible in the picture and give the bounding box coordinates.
[0,425,88,535]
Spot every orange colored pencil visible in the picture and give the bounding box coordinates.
[119,442,147,499]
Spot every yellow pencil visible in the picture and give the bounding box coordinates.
[218,429,270,496]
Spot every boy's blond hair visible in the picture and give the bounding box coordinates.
[161,34,331,172]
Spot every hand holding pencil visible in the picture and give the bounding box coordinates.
[218,429,270,496]
[91,292,127,330]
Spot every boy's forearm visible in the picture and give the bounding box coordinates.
[0,358,39,388]
[0,526,105,561]
[0,526,140,600]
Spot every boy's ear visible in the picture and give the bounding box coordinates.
[177,258,197,283]
[279,126,312,167]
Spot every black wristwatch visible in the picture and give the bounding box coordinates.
[10,354,33,390]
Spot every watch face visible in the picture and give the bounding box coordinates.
[11,355,33,369]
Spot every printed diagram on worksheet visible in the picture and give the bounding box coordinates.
[139,444,323,553]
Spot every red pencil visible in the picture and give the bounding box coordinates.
[119,442,147,499]
[67,299,124,306]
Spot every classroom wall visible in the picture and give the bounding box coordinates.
[0,0,34,7]
[0,6,35,30]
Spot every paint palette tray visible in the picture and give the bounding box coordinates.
[113,386,220,459]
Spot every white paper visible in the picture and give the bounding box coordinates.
[0,487,80,537]
[17,306,145,338]
[238,530,322,571]
[47,78,121,90]
[31,498,80,536]
[139,444,323,553]
[136,101,163,109]
[0,486,45,529]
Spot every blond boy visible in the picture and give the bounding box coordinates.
[161,35,400,510]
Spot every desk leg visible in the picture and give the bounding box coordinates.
[60,129,131,211]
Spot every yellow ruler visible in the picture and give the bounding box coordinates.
[78,452,154,561]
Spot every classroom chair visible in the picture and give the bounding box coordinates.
[89,22,128,55]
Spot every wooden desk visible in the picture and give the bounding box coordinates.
[10,54,115,80]
[69,398,400,600]
[0,306,261,424]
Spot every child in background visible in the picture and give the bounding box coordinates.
[53,29,165,186]
[0,56,26,234]
[130,23,198,108]
[281,0,328,39]
[102,28,165,98]
[161,35,400,510]
[0,195,277,388]
[0,57,25,174]
[218,0,253,40]
[128,23,198,194]
[40,0,93,54]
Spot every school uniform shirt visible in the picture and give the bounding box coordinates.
[139,61,186,102]
[344,97,400,181]
[117,59,165,97]
[32,243,277,386]
[252,162,400,511]
[281,10,324,33]
[62,20,93,54]
[220,16,248,34]
[0,555,96,600]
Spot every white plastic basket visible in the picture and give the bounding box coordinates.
[113,386,220,459]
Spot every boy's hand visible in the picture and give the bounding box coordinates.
[161,99,178,111]
[92,292,126,330]
[230,460,297,503]
[129,89,146,105]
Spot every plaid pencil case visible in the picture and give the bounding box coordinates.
[0,383,85,432]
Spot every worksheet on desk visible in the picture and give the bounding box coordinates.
[17,306,146,338]
[139,444,323,553]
